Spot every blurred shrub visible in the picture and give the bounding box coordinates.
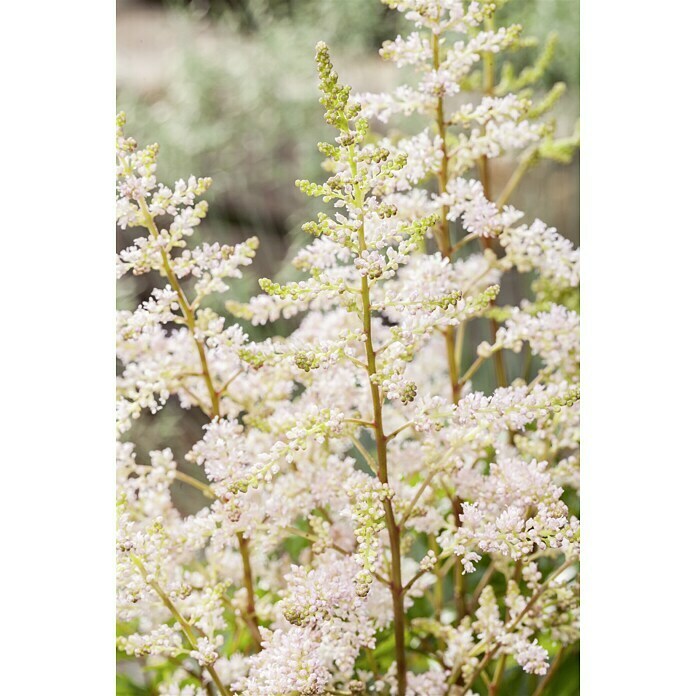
[118,0,578,254]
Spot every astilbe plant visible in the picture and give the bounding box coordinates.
[116,2,580,695]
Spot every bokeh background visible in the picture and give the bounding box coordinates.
[117,0,579,544]
[118,0,578,263]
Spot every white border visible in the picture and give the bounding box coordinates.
[1,1,114,692]
[2,0,696,693]
[582,0,696,692]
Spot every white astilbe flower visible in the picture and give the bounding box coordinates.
[245,557,379,692]
[468,118,544,159]
[187,405,346,498]
[383,0,490,35]
[117,624,184,659]
[442,381,580,453]
[190,636,221,667]
[357,85,437,123]
[443,25,522,79]
[349,475,392,596]
[377,251,500,318]
[244,626,332,695]
[403,668,448,696]
[473,586,506,645]
[501,218,580,288]
[170,237,258,298]
[380,32,433,67]
[187,418,253,484]
[483,304,580,379]
[293,235,353,271]
[116,5,581,688]
[513,637,549,675]
[419,66,462,97]
[453,94,532,127]
[449,457,579,561]
[236,266,360,326]
[442,620,477,674]
[437,177,523,238]
[280,554,369,628]
[381,131,443,192]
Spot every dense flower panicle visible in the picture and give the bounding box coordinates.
[482,304,580,380]
[382,0,494,36]
[380,32,433,67]
[244,625,332,695]
[448,456,579,561]
[500,218,580,287]
[437,177,524,237]
[116,1,580,692]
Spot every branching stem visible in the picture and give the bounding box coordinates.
[349,143,408,695]
[131,555,232,696]
[476,15,508,390]
[136,195,261,648]
[449,558,575,692]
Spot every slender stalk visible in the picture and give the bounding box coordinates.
[344,417,376,429]
[172,470,216,499]
[136,198,221,415]
[455,321,466,365]
[216,368,242,398]
[450,558,575,692]
[429,535,443,621]
[496,148,538,209]
[399,470,437,527]
[178,384,212,418]
[482,15,496,97]
[445,323,463,403]
[450,231,480,256]
[131,556,232,696]
[402,550,450,595]
[470,563,496,612]
[458,354,487,387]
[237,533,262,649]
[432,34,452,259]
[348,433,378,475]
[349,144,408,695]
[360,254,408,696]
[476,16,508,390]
[136,196,261,647]
[386,420,415,442]
[432,33,462,409]
[432,29,476,626]
[450,496,467,622]
[283,526,391,586]
[488,654,507,695]
[522,343,534,382]
[531,647,565,696]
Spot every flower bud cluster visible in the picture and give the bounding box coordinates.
[350,479,393,596]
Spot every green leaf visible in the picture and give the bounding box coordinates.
[116,674,149,696]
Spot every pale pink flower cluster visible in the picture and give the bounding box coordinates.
[116,1,580,693]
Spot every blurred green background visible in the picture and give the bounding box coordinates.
[117,0,578,279]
